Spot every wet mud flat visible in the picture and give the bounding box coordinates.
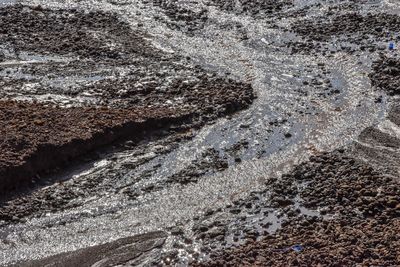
[0,0,400,266]
[0,5,254,194]
[0,100,188,193]
[191,147,400,266]
[185,3,400,265]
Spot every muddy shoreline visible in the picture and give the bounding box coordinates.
[0,101,191,194]
[0,4,254,195]
[191,143,400,266]
[0,0,400,266]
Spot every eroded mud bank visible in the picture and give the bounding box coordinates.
[0,100,190,193]
[0,4,254,194]
[0,0,399,266]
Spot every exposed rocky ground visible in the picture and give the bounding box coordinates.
[370,55,400,95]
[293,13,400,42]
[209,0,293,18]
[0,4,154,61]
[191,148,400,266]
[289,11,400,55]
[0,4,254,194]
[1,0,400,266]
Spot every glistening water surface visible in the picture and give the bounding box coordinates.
[0,0,393,265]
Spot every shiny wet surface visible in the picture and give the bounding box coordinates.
[0,0,396,265]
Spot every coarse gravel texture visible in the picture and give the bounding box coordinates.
[370,55,400,95]
[0,4,255,193]
[1,0,399,266]
[191,149,400,266]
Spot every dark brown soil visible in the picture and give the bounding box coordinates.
[164,148,228,185]
[209,0,293,18]
[0,4,255,194]
[0,74,253,193]
[85,68,253,112]
[0,4,154,61]
[288,13,400,55]
[0,100,187,193]
[193,149,400,266]
[293,13,400,42]
[370,56,400,95]
[152,0,209,36]
[199,219,400,266]
[1,1,399,265]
